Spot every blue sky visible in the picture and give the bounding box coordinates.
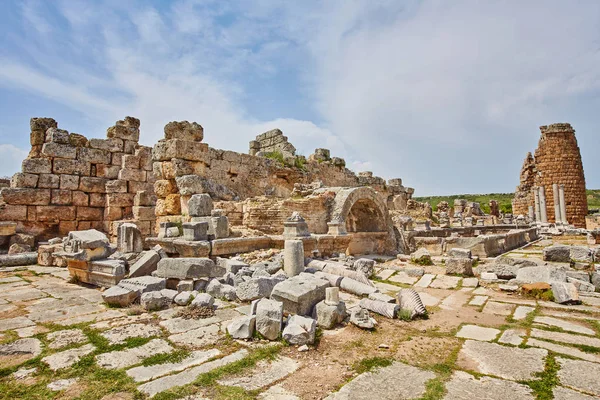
[0,0,599,196]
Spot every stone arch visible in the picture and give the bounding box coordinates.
[328,187,389,234]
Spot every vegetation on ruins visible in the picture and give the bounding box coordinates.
[414,193,514,214]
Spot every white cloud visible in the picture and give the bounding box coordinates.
[0,144,29,178]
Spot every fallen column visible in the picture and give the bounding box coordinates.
[359,298,398,319]
[323,265,373,287]
[339,277,378,296]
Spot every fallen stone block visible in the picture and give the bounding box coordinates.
[236,277,279,302]
[155,258,225,279]
[445,258,474,276]
[566,277,595,292]
[227,316,256,339]
[543,245,571,263]
[174,291,193,306]
[218,257,249,274]
[283,315,316,345]
[570,246,593,263]
[353,258,375,277]
[102,285,139,307]
[448,248,472,258]
[141,291,173,311]
[188,193,213,217]
[551,282,581,305]
[349,308,376,329]
[129,250,161,278]
[191,293,214,308]
[118,276,166,293]
[516,266,567,284]
[271,275,329,315]
[255,298,283,340]
[182,222,209,241]
[313,300,346,329]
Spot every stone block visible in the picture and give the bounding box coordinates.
[0,205,28,221]
[96,164,120,179]
[551,282,580,305]
[141,291,172,311]
[53,159,90,175]
[188,193,213,217]
[117,223,143,253]
[89,193,105,207]
[155,258,225,279]
[255,298,283,340]
[102,285,139,307]
[119,168,146,182]
[129,250,160,278]
[89,138,123,152]
[10,173,39,188]
[173,240,211,257]
[22,158,51,174]
[122,154,140,169]
[72,191,89,206]
[105,180,128,193]
[236,277,279,301]
[543,245,571,263]
[37,174,60,189]
[50,189,72,205]
[78,147,111,164]
[41,142,76,159]
[152,139,209,162]
[227,316,255,339]
[182,222,209,241]
[36,206,76,222]
[133,206,155,221]
[516,266,567,284]
[118,276,166,293]
[107,193,134,207]
[570,246,593,263]
[79,177,107,193]
[154,180,177,197]
[313,300,346,329]
[284,239,304,277]
[283,315,316,345]
[76,207,103,221]
[448,248,472,258]
[446,258,474,276]
[0,222,17,236]
[164,121,204,142]
[191,293,214,308]
[353,258,375,277]
[271,275,329,316]
[134,191,156,207]
[59,175,79,190]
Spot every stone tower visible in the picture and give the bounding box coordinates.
[512,123,588,227]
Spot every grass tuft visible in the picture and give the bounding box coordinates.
[352,357,393,375]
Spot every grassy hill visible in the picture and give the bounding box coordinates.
[413,189,600,214]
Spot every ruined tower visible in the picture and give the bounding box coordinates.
[512,123,588,227]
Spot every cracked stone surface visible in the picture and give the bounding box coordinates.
[443,371,534,400]
[101,323,163,344]
[127,349,221,382]
[96,339,173,370]
[557,357,600,396]
[47,329,88,349]
[533,316,596,335]
[218,356,299,390]
[456,325,500,342]
[43,343,96,371]
[457,340,547,381]
[325,362,435,399]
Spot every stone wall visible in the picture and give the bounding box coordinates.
[512,123,588,227]
[0,117,155,240]
[249,129,296,157]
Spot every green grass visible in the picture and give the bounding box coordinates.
[586,189,600,210]
[522,353,559,400]
[352,357,393,374]
[142,349,191,367]
[264,150,285,166]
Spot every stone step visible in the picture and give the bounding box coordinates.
[127,349,221,382]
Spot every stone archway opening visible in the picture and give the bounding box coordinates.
[345,198,386,232]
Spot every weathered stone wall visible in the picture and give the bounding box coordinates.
[0,117,155,240]
[249,129,296,157]
[512,123,588,227]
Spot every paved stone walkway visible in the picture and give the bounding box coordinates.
[3,258,600,399]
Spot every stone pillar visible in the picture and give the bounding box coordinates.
[559,184,567,224]
[533,187,541,222]
[528,206,534,221]
[325,287,339,305]
[552,183,561,224]
[539,186,548,223]
[284,239,304,277]
[117,223,143,253]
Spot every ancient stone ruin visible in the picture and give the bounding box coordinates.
[0,117,598,399]
[513,123,588,227]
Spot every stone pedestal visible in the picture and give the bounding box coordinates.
[283,212,310,239]
[117,223,143,253]
[327,221,347,235]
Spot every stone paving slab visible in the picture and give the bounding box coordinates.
[159,316,221,334]
[218,356,299,390]
[443,370,534,400]
[168,324,221,347]
[0,287,47,302]
[389,272,418,285]
[47,329,88,349]
[0,316,35,332]
[461,278,479,288]
[527,338,600,363]
[557,357,600,396]
[513,306,535,320]
[101,323,163,345]
[28,303,105,323]
[482,301,513,316]
[0,276,24,284]
[258,384,300,399]
[533,316,596,336]
[472,287,491,295]
[138,349,249,397]
[96,339,173,370]
[553,386,599,399]
[456,325,500,342]
[530,328,600,348]
[414,274,435,288]
[415,291,440,306]
[127,349,221,382]
[42,343,96,371]
[498,329,525,346]
[457,340,547,381]
[375,269,396,281]
[325,361,435,399]
[440,292,469,310]
[429,275,460,290]
[469,296,488,306]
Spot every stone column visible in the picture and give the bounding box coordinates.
[552,183,561,224]
[559,184,567,224]
[533,187,541,222]
[539,186,548,223]
[284,239,304,277]
[528,206,534,221]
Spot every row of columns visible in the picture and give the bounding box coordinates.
[532,185,567,224]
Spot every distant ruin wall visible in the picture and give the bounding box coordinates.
[0,117,156,240]
[512,123,588,227]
